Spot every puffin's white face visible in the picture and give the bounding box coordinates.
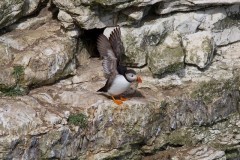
[125,72,137,82]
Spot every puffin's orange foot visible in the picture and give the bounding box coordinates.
[120,96,128,101]
[111,96,123,105]
[113,99,123,105]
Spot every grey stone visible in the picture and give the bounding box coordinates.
[0,20,76,92]
[0,0,44,29]
[183,31,215,69]
[148,31,185,77]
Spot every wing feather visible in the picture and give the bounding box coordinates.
[109,27,125,65]
[97,34,118,80]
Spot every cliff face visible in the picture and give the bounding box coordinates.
[0,0,240,159]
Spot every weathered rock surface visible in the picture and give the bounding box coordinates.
[103,18,175,67]
[8,5,54,31]
[0,0,240,160]
[155,0,240,15]
[98,4,240,74]
[0,56,240,159]
[53,0,159,30]
[144,145,226,160]
[0,9,77,94]
[0,0,47,29]
[52,0,240,50]
[183,31,215,69]
[148,31,184,77]
[53,0,240,30]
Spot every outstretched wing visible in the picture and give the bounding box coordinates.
[97,34,118,81]
[109,27,125,65]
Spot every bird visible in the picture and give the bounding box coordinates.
[97,27,142,105]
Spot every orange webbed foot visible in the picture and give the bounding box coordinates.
[113,99,123,105]
[120,96,128,101]
[112,96,123,105]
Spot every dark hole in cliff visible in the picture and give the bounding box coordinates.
[20,0,59,20]
[80,28,105,58]
[48,1,59,19]
[24,1,59,21]
[140,2,165,24]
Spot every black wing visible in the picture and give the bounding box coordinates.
[109,27,125,65]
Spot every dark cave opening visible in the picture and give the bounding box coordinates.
[79,28,105,58]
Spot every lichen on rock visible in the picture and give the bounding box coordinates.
[148,31,185,77]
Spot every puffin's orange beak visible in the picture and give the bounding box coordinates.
[137,76,142,83]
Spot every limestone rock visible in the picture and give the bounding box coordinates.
[22,0,46,16]
[171,4,240,47]
[0,56,240,159]
[0,0,45,29]
[217,41,240,72]
[173,12,201,34]
[212,5,240,46]
[155,0,239,15]
[57,10,75,30]
[122,6,150,21]
[183,31,215,69]
[155,0,200,15]
[52,2,240,75]
[0,20,76,93]
[52,0,160,29]
[102,5,239,70]
[8,5,53,30]
[103,16,174,67]
[144,146,226,160]
[77,0,161,7]
[52,0,240,50]
[188,0,239,5]
[0,0,25,29]
[148,31,184,77]
[50,1,240,64]
[0,97,43,132]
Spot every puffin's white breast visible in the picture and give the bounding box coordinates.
[108,75,131,96]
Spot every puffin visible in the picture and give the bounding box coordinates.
[97,27,142,105]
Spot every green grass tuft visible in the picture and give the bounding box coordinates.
[68,113,88,128]
[0,85,26,97]
[0,65,26,97]
[13,65,24,81]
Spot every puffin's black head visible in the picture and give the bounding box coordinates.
[125,69,142,83]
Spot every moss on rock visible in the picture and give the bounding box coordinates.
[0,65,27,96]
[0,85,27,96]
[68,113,88,128]
[148,38,185,78]
[191,75,240,104]
[167,128,194,146]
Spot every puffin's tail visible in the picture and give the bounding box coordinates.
[97,79,109,92]
[97,86,107,92]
